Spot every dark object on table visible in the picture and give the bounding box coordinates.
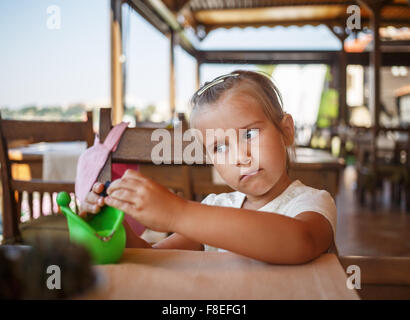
[100,181,111,198]
[0,239,97,299]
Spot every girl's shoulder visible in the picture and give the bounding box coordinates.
[277,180,336,209]
[288,180,335,203]
[254,180,336,216]
[200,180,336,209]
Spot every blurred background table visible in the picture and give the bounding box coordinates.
[9,141,87,182]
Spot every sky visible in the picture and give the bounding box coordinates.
[0,0,342,114]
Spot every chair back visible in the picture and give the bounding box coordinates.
[97,108,233,200]
[0,112,94,244]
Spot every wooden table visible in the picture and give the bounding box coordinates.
[82,248,359,300]
[289,147,345,198]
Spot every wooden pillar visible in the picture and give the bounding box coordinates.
[369,5,382,209]
[110,0,124,125]
[327,25,348,125]
[339,49,348,125]
[196,59,201,90]
[369,9,381,131]
[169,30,176,119]
[356,1,385,129]
[357,0,385,208]
[0,115,21,244]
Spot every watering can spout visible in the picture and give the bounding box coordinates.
[57,192,72,214]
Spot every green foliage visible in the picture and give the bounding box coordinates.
[256,65,276,77]
[0,104,86,121]
[316,89,339,128]
[140,104,156,121]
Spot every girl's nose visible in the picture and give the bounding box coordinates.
[235,142,251,166]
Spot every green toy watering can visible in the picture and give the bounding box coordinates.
[57,192,126,265]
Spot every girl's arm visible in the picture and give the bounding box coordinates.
[105,170,332,264]
[124,219,203,250]
[171,201,333,264]
[153,233,204,251]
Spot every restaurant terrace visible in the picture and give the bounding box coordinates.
[0,0,409,301]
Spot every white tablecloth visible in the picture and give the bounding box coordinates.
[40,142,87,182]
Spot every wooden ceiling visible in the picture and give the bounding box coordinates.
[160,0,410,37]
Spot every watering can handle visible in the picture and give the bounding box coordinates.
[111,210,125,235]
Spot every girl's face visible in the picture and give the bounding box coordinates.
[193,89,294,197]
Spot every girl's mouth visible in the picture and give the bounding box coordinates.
[240,169,262,182]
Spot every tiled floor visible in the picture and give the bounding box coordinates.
[335,166,410,257]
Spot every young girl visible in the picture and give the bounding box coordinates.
[79,70,337,264]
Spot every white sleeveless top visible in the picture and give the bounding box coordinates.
[201,180,337,252]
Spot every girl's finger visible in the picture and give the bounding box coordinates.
[80,201,101,214]
[123,169,147,182]
[109,189,138,203]
[92,182,104,194]
[107,178,143,195]
[97,196,105,207]
[85,191,101,204]
[105,196,136,214]
[79,211,88,218]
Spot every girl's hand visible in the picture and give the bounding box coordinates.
[104,169,187,233]
[79,182,105,218]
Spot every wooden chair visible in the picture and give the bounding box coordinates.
[338,255,410,300]
[0,112,94,244]
[98,108,200,200]
[98,108,234,242]
[106,108,232,201]
[354,127,410,211]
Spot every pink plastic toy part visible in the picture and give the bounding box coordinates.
[75,122,129,204]
[75,122,146,237]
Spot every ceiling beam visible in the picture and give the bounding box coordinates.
[126,0,197,57]
[199,50,410,66]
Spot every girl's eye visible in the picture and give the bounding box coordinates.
[214,144,227,153]
[244,129,259,140]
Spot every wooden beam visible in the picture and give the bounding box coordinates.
[199,50,410,66]
[144,0,197,56]
[200,50,337,65]
[126,0,169,34]
[126,0,197,56]
[349,51,410,66]
[111,0,124,125]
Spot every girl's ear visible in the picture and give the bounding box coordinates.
[280,113,295,147]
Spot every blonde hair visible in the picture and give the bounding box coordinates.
[190,69,295,170]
